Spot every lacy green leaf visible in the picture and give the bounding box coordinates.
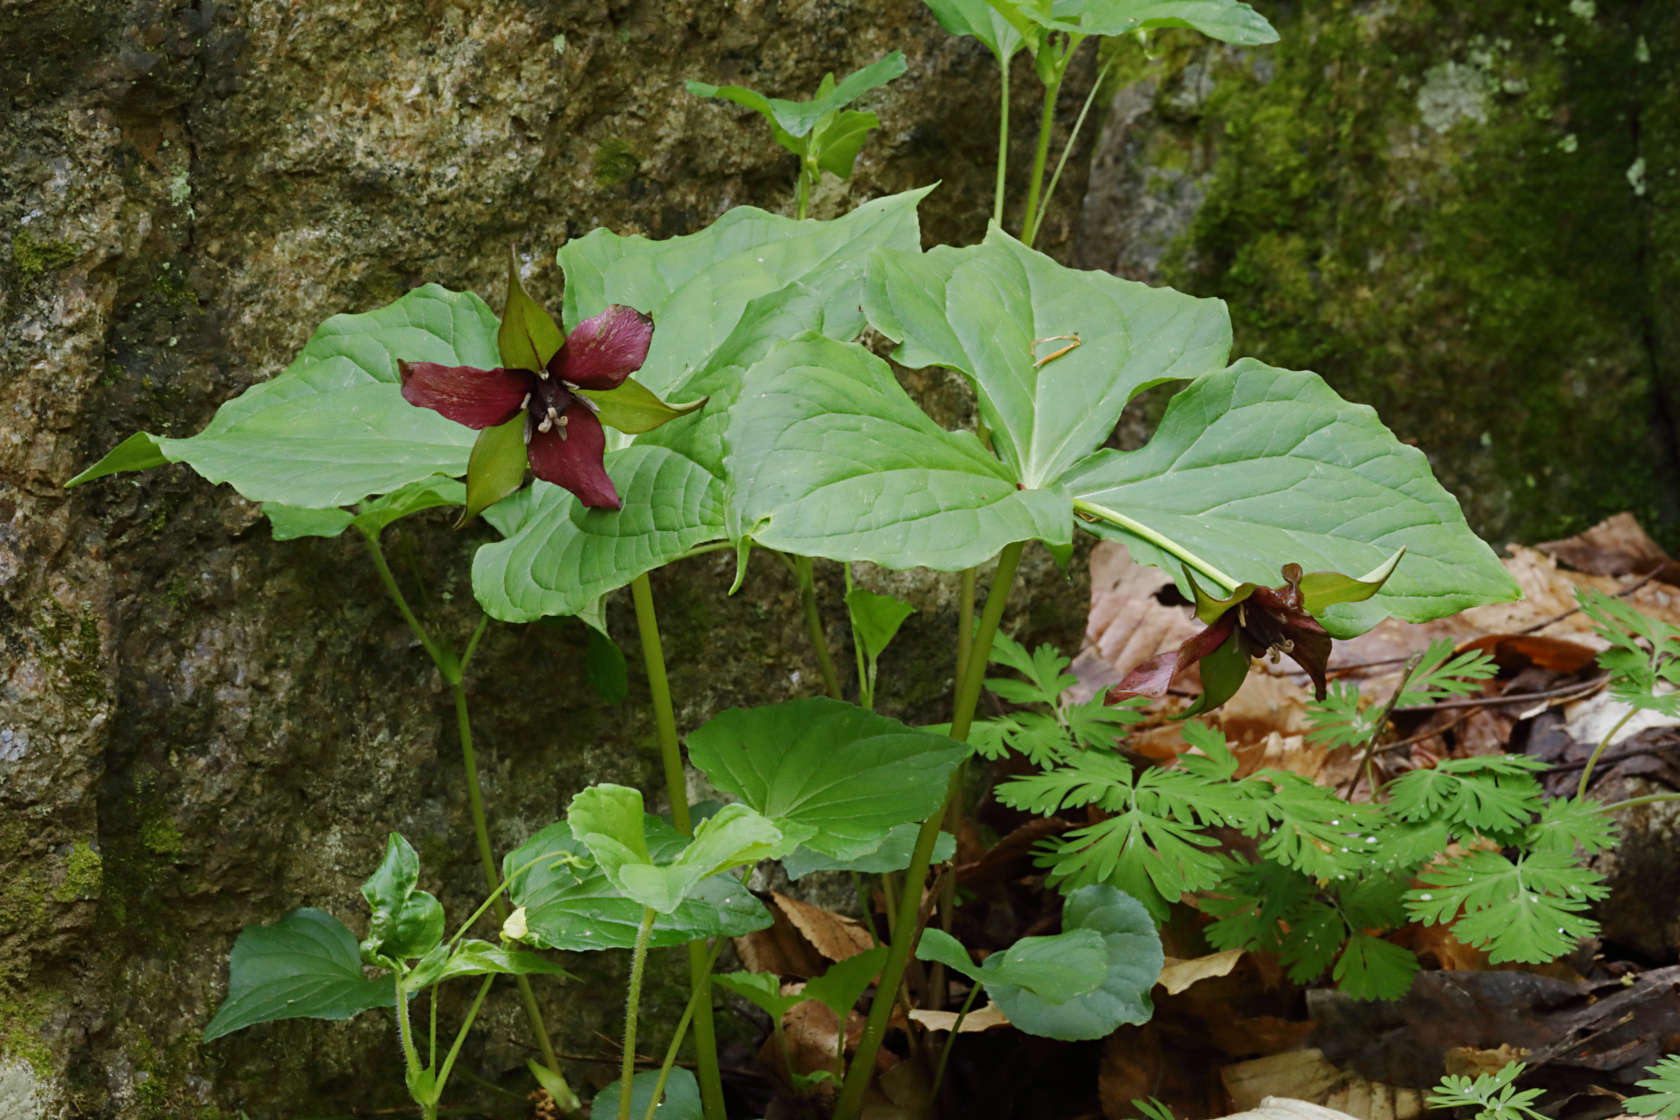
[1628,1055,1680,1120]
[203,908,394,1040]
[1065,359,1521,636]
[1332,933,1419,1001]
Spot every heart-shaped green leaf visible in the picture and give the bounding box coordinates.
[987,885,1162,1040]
[204,908,394,1040]
[802,946,890,1022]
[68,284,496,507]
[1063,359,1521,636]
[727,335,1072,570]
[473,190,929,622]
[590,1068,702,1120]
[846,589,916,664]
[360,833,445,962]
[505,821,772,951]
[568,785,792,914]
[811,110,882,180]
[922,0,1029,63]
[686,698,968,859]
[865,226,1233,489]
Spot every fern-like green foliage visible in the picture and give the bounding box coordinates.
[1428,1062,1547,1120]
[1629,1054,1680,1120]
[1577,587,1680,716]
[1306,638,1498,752]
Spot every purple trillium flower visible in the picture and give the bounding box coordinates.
[398,304,652,510]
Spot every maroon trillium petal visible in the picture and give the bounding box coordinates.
[548,305,653,390]
[1110,614,1237,700]
[525,400,620,509]
[399,361,532,429]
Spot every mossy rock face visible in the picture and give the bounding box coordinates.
[1,1,1089,1116]
[1079,0,1680,549]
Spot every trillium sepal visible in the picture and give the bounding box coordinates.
[1113,549,1404,717]
[397,248,703,516]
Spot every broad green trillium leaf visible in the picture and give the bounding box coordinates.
[263,475,467,541]
[922,0,1029,63]
[727,334,1071,570]
[204,907,394,1040]
[472,189,929,622]
[687,698,969,859]
[1064,359,1520,636]
[68,284,496,507]
[567,784,794,915]
[1026,0,1279,45]
[864,225,1232,489]
[404,939,573,990]
[504,820,771,950]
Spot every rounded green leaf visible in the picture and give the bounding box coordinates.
[591,1068,701,1120]
[505,821,771,951]
[782,825,956,880]
[1065,360,1520,636]
[988,885,1162,1041]
[204,908,394,1040]
[980,928,1107,1002]
[687,698,968,859]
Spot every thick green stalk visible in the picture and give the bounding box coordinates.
[628,572,726,1120]
[794,555,844,699]
[992,57,1011,227]
[1018,60,1067,243]
[796,159,814,221]
[361,529,560,1076]
[1071,498,1241,591]
[832,542,1025,1120]
[620,907,659,1120]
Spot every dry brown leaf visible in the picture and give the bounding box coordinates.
[908,1000,1010,1033]
[1159,949,1246,995]
[1443,1043,1529,1077]
[734,903,831,979]
[1221,1049,1423,1120]
[1073,542,1203,702]
[1537,512,1680,583]
[774,995,865,1085]
[771,891,874,963]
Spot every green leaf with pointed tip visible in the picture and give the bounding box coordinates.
[728,335,1072,570]
[204,908,394,1040]
[504,821,772,951]
[65,431,167,486]
[714,971,806,1023]
[846,589,917,664]
[988,885,1162,1040]
[1065,359,1520,637]
[921,0,1028,62]
[582,377,706,435]
[802,946,890,1021]
[1298,548,1404,615]
[71,285,496,508]
[686,698,968,859]
[811,110,881,179]
[360,834,445,962]
[405,939,574,990]
[498,249,565,371]
[473,190,928,622]
[865,226,1232,489]
[781,825,956,880]
[915,928,985,983]
[591,1069,702,1120]
[1031,0,1279,45]
[686,52,907,142]
[458,416,528,527]
[265,504,355,540]
[585,628,629,703]
[568,785,791,914]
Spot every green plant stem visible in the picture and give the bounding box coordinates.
[794,554,844,700]
[1578,707,1638,799]
[1028,59,1110,248]
[955,568,977,690]
[851,870,881,945]
[796,160,814,220]
[832,541,1025,1120]
[628,572,726,1120]
[846,565,872,709]
[1601,791,1680,813]
[437,974,497,1100]
[1019,47,1072,244]
[394,976,427,1100]
[930,981,982,1102]
[642,939,724,1120]
[620,907,659,1120]
[361,529,562,1079]
[1071,498,1241,591]
[992,60,1011,227]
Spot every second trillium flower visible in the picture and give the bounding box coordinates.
[399,250,700,515]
